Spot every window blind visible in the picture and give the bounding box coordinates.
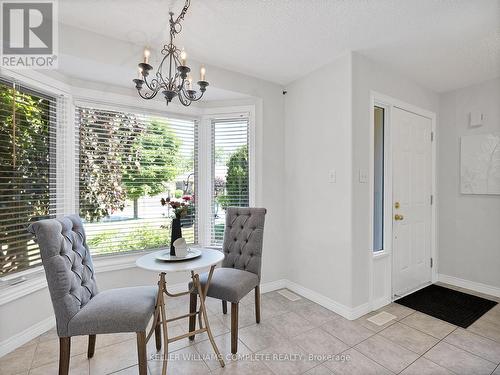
[211,117,249,246]
[76,106,197,256]
[0,78,60,276]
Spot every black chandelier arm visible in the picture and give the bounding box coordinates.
[137,87,159,100]
[172,0,191,33]
[177,91,192,106]
[142,74,163,93]
[179,87,206,103]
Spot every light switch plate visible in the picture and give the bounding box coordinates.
[359,169,368,183]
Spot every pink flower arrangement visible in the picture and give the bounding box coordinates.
[161,195,193,219]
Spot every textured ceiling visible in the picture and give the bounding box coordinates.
[60,0,500,92]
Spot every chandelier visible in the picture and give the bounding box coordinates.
[132,0,208,106]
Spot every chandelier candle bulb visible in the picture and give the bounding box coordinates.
[180,49,187,66]
[200,66,206,81]
[143,48,150,64]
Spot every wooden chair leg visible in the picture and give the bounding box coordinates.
[87,334,96,358]
[222,300,227,314]
[231,302,239,354]
[255,285,261,323]
[136,331,147,375]
[59,337,71,375]
[188,292,197,341]
[154,321,162,350]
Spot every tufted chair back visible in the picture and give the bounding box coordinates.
[221,207,266,279]
[28,215,98,337]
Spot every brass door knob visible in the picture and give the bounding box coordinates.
[394,214,404,221]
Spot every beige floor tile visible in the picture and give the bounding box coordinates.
[211,359,274,375]
[146,324,190,356]
[400,357,453,375]
[424,341,497,375]
[260,296,291,320]
[238,322,288,352]
[356,311,398,333]
[95,332,136,349]
[444,328,500,363]
[193,331,252,370]
[256,338,320,375]
[263,289,313,311]
[38,328,58,343]
[219,304,258,329]
[239,292,256,306]
[321,317,374,346]
[110,365,146,374]
[401,312,456,339]
[31,335,88,368]
[148,346,210,375]
[354,335,419,373]
[295,327,349,357]
[323,348,393,375]
[468,313,500,343]
[89,339,138,374]
[0,341,37,375]
[376,303,415,320]
[293,302,341,327]
[379,322,439,354]
[266,311,316,338]
[29,353,89,375]
[303,363,333,374]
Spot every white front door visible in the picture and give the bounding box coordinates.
[392,107,432,297]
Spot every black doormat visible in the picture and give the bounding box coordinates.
[395,284,497,328]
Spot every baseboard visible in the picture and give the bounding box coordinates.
[0,315,55,357]
[438,274,500,298]
[285,280,361,320]
[260,279,287,293]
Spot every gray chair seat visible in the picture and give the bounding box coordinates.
[67,286,157,336]
[190,268,259,304]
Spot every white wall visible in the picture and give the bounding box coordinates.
[284,54,353,307]
[438,78,500,288]
[350,52,440,308]
[0,25,286,349]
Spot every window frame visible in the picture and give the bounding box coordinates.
[197,106,256,247]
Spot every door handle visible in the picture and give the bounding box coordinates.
[394,214,404,221]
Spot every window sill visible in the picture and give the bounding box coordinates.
[0,250,156,306]
[373,250,390,259]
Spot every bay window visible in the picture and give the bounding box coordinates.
[0,75,253,278]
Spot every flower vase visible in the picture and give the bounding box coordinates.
[170,218,182,256]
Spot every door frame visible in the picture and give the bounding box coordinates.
[368,91,437,304]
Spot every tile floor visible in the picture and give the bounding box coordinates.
[1,283,500,375]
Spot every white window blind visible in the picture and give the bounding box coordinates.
[0,78,62,276]
[211,117,249,246]
[75,106,197,256]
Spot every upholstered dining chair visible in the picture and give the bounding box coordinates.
[188,207,266,354]
[28,215,159,375]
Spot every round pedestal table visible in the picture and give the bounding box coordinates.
[136,248,225,375]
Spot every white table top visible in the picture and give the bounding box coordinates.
[135,247,224,273]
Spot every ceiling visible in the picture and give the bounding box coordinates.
[59,0,500,93]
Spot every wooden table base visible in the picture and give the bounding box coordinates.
[146,265,225,375]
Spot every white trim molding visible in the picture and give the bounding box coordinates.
[0,316,55,358]
[438,274,500,298]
